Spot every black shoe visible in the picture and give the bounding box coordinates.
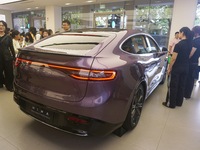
[162,102,175,109]
[7,88,13,92]
[184,97,190,100]
[9,89,14,92]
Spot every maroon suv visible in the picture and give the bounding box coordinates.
[13,29,167,136]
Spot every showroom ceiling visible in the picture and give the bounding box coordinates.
[0,0,175,12]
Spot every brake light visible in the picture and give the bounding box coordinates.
[70,69,116,81]
[67,116,89,125]
[15,58,22,67]
[15,58,116,81]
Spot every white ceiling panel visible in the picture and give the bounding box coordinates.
[0,0,174,12]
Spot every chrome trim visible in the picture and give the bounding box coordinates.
[24,111,89,137]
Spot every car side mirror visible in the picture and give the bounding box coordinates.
[162,47,168,52]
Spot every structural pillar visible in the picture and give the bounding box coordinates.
[169,0,198,40]
[45,6,62,33]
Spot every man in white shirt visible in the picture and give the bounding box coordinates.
[168,32,180,55]
[35,28,44,41]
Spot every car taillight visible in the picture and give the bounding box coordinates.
[70,69,116,81]
[15,58,22,67]
[14,58,116,81]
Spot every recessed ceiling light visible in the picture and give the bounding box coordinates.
[86,1,93,3]
[35,7,39,9]
[65,3,71,5]
[27,8,31,10]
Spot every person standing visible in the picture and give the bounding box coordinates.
[62,20,71,32]
[42,29,50,38]
[35,28,44,41]
[0,20,15,91]
[48,29,53,35]
[19,32,26,48]
[29,27,37,43]
[168,31,180,55]
[11,30,20,55]
[184,26,200,98]
[162,27,193,108]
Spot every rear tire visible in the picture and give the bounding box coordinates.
[123,85,145,131]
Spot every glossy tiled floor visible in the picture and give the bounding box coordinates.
[1,81,200,150]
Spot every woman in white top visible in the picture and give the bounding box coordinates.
[42,29,51,38]
[11,30,20,55]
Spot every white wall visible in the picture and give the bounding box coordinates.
[169,0,198,40]
[0,9,12,29]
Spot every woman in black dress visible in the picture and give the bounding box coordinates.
[0,20,15,91]
[163,27,193,108]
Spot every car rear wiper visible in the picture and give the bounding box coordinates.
[40,42,99,47]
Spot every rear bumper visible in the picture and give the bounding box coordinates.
[13,82,130,124]
[14,93,122,136]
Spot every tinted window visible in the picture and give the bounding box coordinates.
[121,38,136,54]
[122,35,147,54]
[34,34,108,55]
[145,36,160,53]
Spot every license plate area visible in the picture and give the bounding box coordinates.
[25,102,54,123]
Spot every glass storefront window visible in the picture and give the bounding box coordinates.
[94,12,125,29]
[0,14,6,21]
[92,2,125,29]
[93,2,125,13]
[134,5,172,34]
[12,13,29,33]
[62,7,81,29]
[11,0,173,48]
[62,2,126,29]
[12,10,45,33]
[61,1,174,47]
[133,3,173,47]
[195,4,200,25]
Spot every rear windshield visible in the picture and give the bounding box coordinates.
[34,34,109,55]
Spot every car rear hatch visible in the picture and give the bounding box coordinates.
[14,32,116,102]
